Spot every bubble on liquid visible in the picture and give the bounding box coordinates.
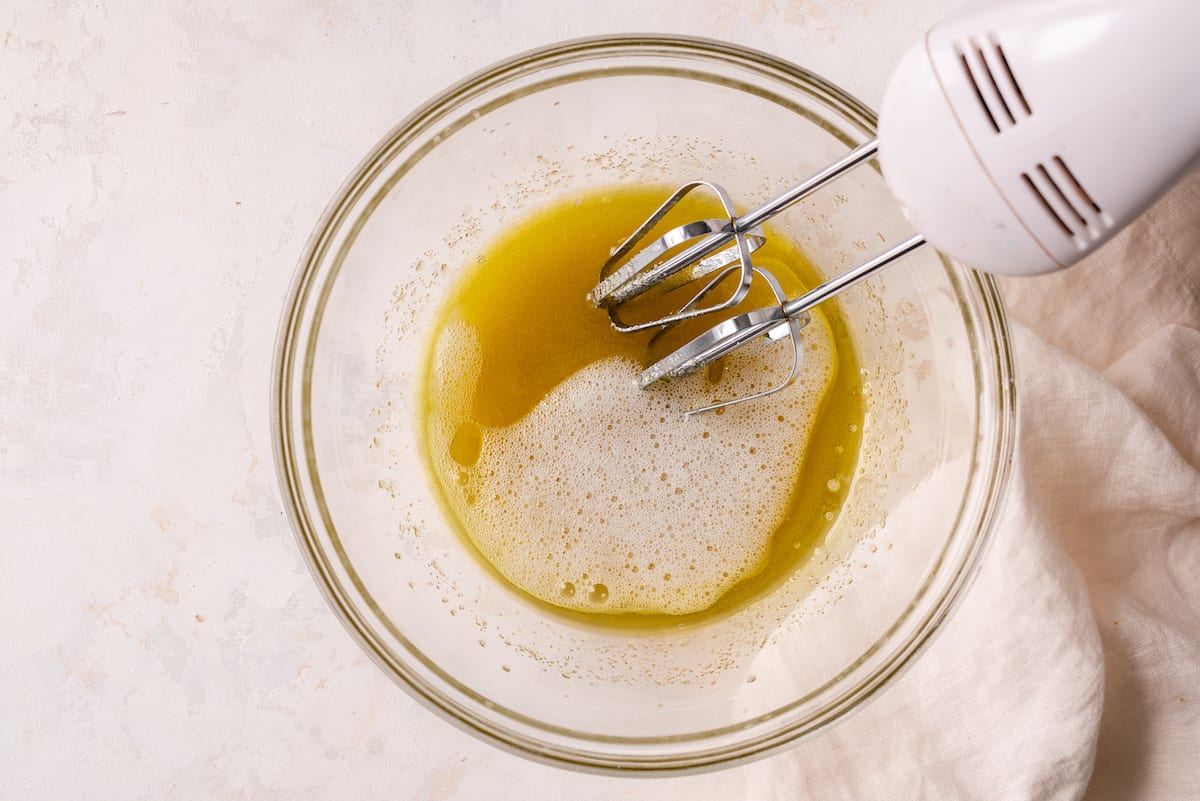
[425,313,840,616]
[450,421,483,466]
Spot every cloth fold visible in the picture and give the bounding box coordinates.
[999,173,1200,800]
[726,174,1200,801]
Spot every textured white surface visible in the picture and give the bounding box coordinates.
[8,2,1196,800]
[0,2,958,797]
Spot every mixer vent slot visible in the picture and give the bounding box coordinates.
[1052,156,1103,215]
[1021,157,1111,249]
[1022,172,1073,238]
[956,35,1032,133]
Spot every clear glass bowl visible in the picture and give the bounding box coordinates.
[272,36,1015,773]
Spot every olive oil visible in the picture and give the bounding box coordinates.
[421,187,864,626]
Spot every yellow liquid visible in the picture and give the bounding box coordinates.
[421,187,864,626]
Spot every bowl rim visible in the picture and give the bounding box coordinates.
[271,33,1017,774]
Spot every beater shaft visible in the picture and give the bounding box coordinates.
[738,138,879,231]
[782,233,925,319]
[592,139,880,308]
[637,233,926,404]
[591,137,930,415]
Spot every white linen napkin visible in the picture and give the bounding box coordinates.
[706,173,1200,801]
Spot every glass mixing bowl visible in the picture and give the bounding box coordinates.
[272,36,1015,773]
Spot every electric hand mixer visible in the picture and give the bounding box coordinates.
[589,0,1200,414]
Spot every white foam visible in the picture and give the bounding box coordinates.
[427,313,838,615]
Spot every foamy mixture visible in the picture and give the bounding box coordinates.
[426,315,838,615]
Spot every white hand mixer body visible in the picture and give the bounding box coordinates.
[589,0,1200,412]
[881,0,1200,276]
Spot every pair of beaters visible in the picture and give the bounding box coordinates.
[589,0,1200,413]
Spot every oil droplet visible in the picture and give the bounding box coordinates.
[706,359,726,384]
[449,421,483,467]
[826,478,841,492]
[502,665,511,673]
[559,581,576,597]
[587,583,609,604]
[455,470,469,486]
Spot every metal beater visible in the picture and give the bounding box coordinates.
[589,0,1200,414]
[589,141,924,414]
